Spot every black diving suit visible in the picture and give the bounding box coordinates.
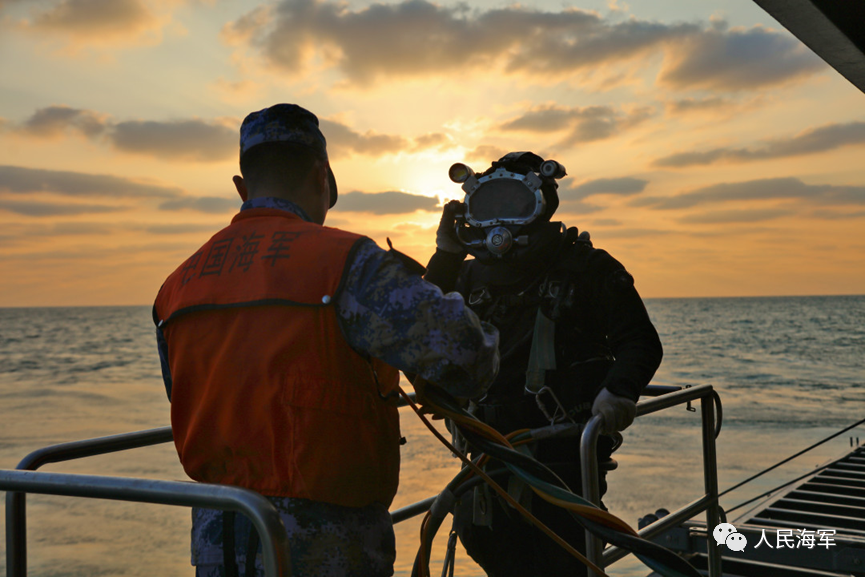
[424,222,663,576]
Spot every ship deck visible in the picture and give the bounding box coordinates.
[647,446,865,577]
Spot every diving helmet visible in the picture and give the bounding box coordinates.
[449,151,566,262]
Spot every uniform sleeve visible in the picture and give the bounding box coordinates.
[590,251,663,402]
[335,239,499,399]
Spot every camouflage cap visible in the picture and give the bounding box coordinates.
[239,104,337,208]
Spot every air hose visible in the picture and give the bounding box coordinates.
[403,382,701,577]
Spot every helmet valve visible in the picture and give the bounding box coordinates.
[485,226,514,256]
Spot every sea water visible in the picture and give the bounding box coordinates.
[1,296,863,576]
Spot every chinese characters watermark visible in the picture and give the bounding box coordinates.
[713,523,837,552]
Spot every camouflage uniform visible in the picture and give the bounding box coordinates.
[192,498,393,577]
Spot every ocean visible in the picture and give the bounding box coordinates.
[1,295,863,576]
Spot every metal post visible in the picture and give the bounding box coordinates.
[5,491,26,577]
[701,396,723,577]
[581,415,605,576]
[6,427,175,577]
[0,470,291,577]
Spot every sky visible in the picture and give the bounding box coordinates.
[0,0,863,306]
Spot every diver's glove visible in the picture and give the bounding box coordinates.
[591,388,637,434]
[435,200,468,256]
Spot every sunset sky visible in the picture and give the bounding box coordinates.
[1,0,863,306]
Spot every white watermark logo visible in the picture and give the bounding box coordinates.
[713,524,837,551]
[713,523,747,551]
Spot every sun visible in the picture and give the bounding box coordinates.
[390,152,468,206]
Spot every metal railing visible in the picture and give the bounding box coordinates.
[581,383,722,577]
[4,394,415,577]
[1,470,291,577]
[3,385,719,577]
[5,427,176,577]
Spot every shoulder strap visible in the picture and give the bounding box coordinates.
[524,308,557,394]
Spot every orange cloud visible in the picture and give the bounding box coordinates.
[0,164,182,198]
[223,0,825,91]
[12,105,452,161]
[633,177,865,215]
[658,23,824,91]
[653,121,865,167]
[500,103,655,148]
[9,0,203,50]
[16,105,109,139]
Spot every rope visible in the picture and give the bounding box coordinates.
[404,381,702,577]
[721,416,865,499]
[399,386,610,577]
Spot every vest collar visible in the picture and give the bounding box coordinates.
[231,207,307,224]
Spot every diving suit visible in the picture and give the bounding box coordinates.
[424,151,663,576]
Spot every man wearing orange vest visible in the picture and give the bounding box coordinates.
[153,104,500,577]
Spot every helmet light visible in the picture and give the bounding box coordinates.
[540,159,567,179]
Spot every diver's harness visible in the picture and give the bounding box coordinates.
[452,227,632,539]
[465,226,607,429]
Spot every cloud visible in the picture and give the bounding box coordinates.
[0,199,124,216]
[500,104,654,147]
[146,223,225,234]
[333,191,438,214]
[320,119,409,158]
[224,0,823,90]
[565,176,649,198]
[211,78,263,104]
[49,221,116,234]
[633,177,865,210]
[110,119,237,162]
[12,0,171,49]
[17,105,108,138]
[555,198,606,215]
[15,106,237,162]
[653,121,865,167]
[659,23,824,91]
[809,209,865,220]
[0,222,117,241]
[23,0,152,33]
[10,0,214,50]
[412,132,452,151]
[158,196,239,214]
[678,208,792,224]
[666,97,739,116]
[15,106,438,161]
[222,0,685,85]
[587,227,673,239]
[0,164,182,198]
[465,145,509,165]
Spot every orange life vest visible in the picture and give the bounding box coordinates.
[154,208,401,508]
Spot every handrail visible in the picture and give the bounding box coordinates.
[13,427,174,471]
[581,383,722,577]
[6,427,177,577]
[3,385,698,577]
[6,397,425,577]
[0,470,291,577]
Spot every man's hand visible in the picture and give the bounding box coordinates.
[436,200,467,255]
[591,388,637,434]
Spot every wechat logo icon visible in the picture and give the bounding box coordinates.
[713,523,747,552]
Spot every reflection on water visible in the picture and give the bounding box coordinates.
[1,297,863,576]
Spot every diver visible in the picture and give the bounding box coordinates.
[424,151,663,576]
